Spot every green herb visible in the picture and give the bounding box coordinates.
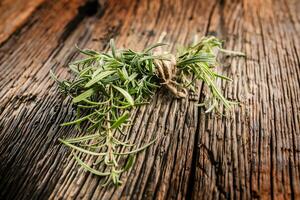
[51,36,244,186]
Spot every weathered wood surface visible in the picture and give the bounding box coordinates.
[0,0,46,44]
[0,0,299,199]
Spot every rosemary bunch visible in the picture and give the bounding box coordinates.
[51,36,243,186]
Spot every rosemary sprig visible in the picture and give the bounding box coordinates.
[51,36,244,186]
[176,36,243,112]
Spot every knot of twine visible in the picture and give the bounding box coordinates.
[153,51,187,98]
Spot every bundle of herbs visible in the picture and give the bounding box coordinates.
[51,36,244,186]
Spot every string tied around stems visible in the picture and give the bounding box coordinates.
[154,52,187,98]
[153,31,187,98]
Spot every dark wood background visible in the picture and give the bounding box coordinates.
[0,0,299,199]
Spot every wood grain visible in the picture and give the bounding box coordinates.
[0,0,299,199]
[0,0,46,44]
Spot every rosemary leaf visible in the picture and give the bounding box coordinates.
[73,88,94,103]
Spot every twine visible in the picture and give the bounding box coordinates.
[153,52,187,98]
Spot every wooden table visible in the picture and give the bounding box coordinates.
[0,0,299,199]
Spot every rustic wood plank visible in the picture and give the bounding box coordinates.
[0,0,299,199]
[0,0,46,44]
[0,0,93,199]
[49,0,217,199]
[191,0,300,199]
